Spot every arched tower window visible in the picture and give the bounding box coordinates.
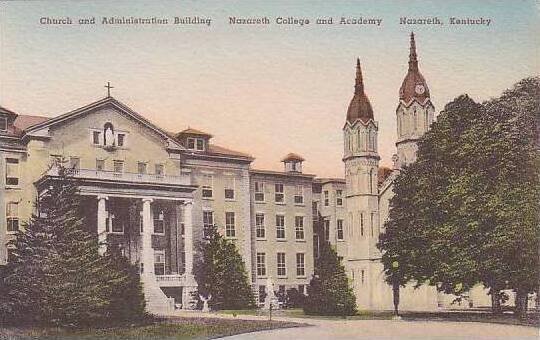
[413,108,418,132]
[369,168,373,194]
[398,112,402,136]
[424,110,429,132]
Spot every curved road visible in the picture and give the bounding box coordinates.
[222,318,538,340]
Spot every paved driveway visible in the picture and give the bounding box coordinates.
[222,318,538,340]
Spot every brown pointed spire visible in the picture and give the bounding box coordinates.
[355,58,364,94]
[400,32,430,103]
[408,32,418,71]
[346,58,373,124]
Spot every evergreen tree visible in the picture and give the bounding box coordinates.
[304,241,357,316]
[103,244,147,323]
[193,224,255,310]
[1,163,146,326]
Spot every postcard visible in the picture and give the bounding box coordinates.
[0,1,537,339]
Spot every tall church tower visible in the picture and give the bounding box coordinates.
[395,33,435,168]
[343,59,381,309]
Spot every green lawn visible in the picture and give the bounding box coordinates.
[0,317,303,340]
[218,308,538,326]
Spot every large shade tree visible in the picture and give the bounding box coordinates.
[379,78,539,318]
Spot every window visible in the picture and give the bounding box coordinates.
[92,131,101,144]
[276,215,285,239]
[187,138,205,151]
[113,160,124,174]
[371,213,375,236]
[296,253,305,277]
[275,183,284,203]
[187,138,195,149]
[295,216,304,240]
[196,138,204,151]
[117,133,125,147]
[6,247,15,263]
[0,117,7,131]
[224,176,235,200]
[336,190,343,206]
[69,157,80,172]
[298,284,305,295]
[361,269,365,285]
[6,202,19,233]
[360,213,364,236]
[258,286,266,304]
[180,251,186,274]
[203,210,213,238]
[324,190,329,206]
[255,213,265,239]
[225,212,235,237]
[110,213,124,233]
[254,181,265,202]
[154,251,165,276]
[5,158,19,186]
[154,208,165,234]
[201,174,213,198]
[324,219,330,241]
[155,164,164,177]
[277,252,286,277]
[256,252,266,277]
[337,219,344,240]
[96,159,105,171]
[138,162,147,175]
[294,185,304,204]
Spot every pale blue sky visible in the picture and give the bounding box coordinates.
[1,0,538,176]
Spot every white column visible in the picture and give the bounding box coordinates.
[183,201,193,276]
[142,198,154,276]
[97,195,108,255]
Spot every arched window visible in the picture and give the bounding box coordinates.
[413,108,418,132]
[369,168,373,194]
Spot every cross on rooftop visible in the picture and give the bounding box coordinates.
[104,82,114,97]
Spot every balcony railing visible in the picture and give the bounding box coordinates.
[155,274,184,282]
[47,167,191,186]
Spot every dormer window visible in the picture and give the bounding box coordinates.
[187,137,205,151]
[0,117,7,132]
[177,128,212,152]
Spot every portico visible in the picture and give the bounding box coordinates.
[37,165,199,311]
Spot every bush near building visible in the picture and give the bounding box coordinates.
[193,224,256,310]
[304,241,357,316]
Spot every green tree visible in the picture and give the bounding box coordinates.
[304,241,357,316]
[464,78,539,318]
[193,224,255,310]
[103,244,147,323]
[379,78,540,318]
[0,164,146,326]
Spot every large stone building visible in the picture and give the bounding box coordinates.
[1,33,497,313]
[0,97,315,312]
